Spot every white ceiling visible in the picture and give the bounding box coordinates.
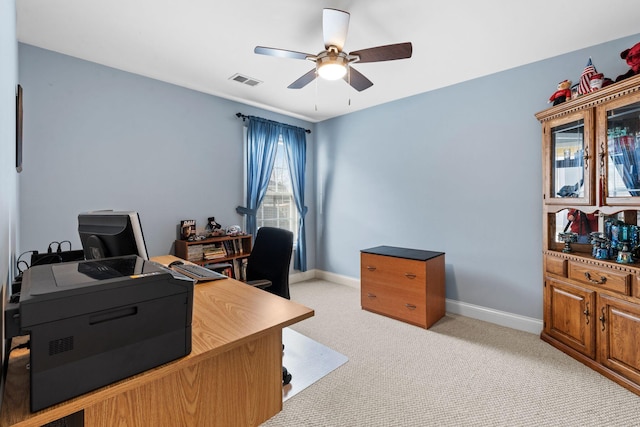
[16,0,640,123]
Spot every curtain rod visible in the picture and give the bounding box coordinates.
[235,113,311,134]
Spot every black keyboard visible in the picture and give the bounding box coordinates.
[171,263,227,281]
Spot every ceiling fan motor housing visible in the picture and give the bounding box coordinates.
[316,47,349,80]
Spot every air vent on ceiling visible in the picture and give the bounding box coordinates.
[229,73,262,87]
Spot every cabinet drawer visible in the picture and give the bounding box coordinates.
[568,262,631,295]
[545,256,567,277]
[361,282,426,327]
[361,253,426,290]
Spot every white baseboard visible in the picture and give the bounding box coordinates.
[445,299,542,335]
[291,269,543,335]
[315,270,360,288]
[289,269,317,284]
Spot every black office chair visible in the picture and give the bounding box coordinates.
[245,226,294,385]
[245,226,293,300]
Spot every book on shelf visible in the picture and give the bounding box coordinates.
[240,258,247,281]
[222,240,235,256]
[204,254,226,260]
[186,245,204,262]
[180,220,196,240]
[232,258,248,281]
[233,238,245,255]
[203,244,226,260]
[220,266,233,277]
[204,262,233,277]
[232,259,241,281]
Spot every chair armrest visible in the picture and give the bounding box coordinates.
[246,279,272,289]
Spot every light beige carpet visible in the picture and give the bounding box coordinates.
[263,279,640,427]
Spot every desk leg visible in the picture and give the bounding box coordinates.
[84,331,282,426]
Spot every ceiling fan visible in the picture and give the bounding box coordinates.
[254,8,413,92]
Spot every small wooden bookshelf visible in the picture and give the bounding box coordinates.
[174,234,252,280]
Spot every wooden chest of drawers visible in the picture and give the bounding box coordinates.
[360,246,445,329]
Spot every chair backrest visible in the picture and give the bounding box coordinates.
[246,227,294,299]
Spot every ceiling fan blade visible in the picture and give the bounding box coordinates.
[288,69,317,89]
[350,42,413,63]
[254,46,312,61]
[323,8,350,50]
[345,66,373,92]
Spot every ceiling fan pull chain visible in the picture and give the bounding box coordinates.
[347,68,351,106]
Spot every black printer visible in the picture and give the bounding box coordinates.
[10,255,193,411]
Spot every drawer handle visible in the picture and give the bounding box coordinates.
[366,266,376,271]
[367,293,377,299]
[584,272,607,285]
[404,273,416,279]
[405,303,416,310]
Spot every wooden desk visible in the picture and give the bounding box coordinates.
[0,256,314,426]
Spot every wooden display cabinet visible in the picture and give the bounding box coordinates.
[536,73,640,397]
[174,234,252,279]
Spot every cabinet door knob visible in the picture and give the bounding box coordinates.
[599,307,606,332]
[366,266,376,271]
[367,293,377,299]
[583,302,590,325]
[404,273,416,279]
[583,145,590,170]
[405,303,416,310]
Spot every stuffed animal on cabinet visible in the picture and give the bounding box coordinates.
[615,41,640,82]
[549,80,572,105]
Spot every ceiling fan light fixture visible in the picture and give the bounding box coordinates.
[316,50,348,80]
[254,9,413,92]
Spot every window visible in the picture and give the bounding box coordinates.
[255,137,298,243]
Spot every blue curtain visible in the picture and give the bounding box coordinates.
[236,116,279,238]
[282,126,308,271]
[236,115,308,272]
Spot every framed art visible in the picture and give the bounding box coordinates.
[15,84,23,173]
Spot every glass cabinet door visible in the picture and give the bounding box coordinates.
[544,111,593,205]
[603,94,640,205]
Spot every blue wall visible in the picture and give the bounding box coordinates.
[17,33,640,323]
[1,0,18,406]
[315,34,640,320]
[17,44,316,264]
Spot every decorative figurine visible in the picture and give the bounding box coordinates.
[225,225,242,236]
[590,232,611,260]
[549,80,572,106]
[558,231,578,253]
[205,217,224,236]
[589,73,605,91]
[616,242,634,264]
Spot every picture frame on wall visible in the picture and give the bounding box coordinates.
[16,84,23,173]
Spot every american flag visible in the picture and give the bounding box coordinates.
[578,58,596,95]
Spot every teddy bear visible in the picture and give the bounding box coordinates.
[549,79,572,105]
[615,41,640,82]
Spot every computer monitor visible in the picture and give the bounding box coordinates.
[78,211,149,260]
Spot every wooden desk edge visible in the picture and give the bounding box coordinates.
[1,255,314,426]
